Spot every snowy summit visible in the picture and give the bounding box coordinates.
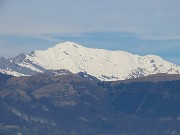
[0,41,180,81]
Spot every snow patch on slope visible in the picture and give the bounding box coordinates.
[0,68,24,76]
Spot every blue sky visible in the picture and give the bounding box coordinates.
[0,0,180,65]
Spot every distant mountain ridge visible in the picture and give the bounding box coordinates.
[0,41,180,81]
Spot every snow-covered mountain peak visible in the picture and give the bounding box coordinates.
[32,41,85,58]
[0,41,180,81]
[55,41,83,49]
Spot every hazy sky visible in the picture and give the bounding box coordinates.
[0,0,180,65]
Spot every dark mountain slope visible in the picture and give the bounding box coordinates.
[0,73,12,82]
[0,73,180,135]
[121,73,180,83]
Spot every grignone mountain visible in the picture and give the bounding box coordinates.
[0,41,180,81]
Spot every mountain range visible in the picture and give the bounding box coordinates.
[0,41,180,81]
[0,72,180,135]
[1,42,180,134]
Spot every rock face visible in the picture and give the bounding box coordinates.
[0,73,180,135]
[0,41,180,81]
